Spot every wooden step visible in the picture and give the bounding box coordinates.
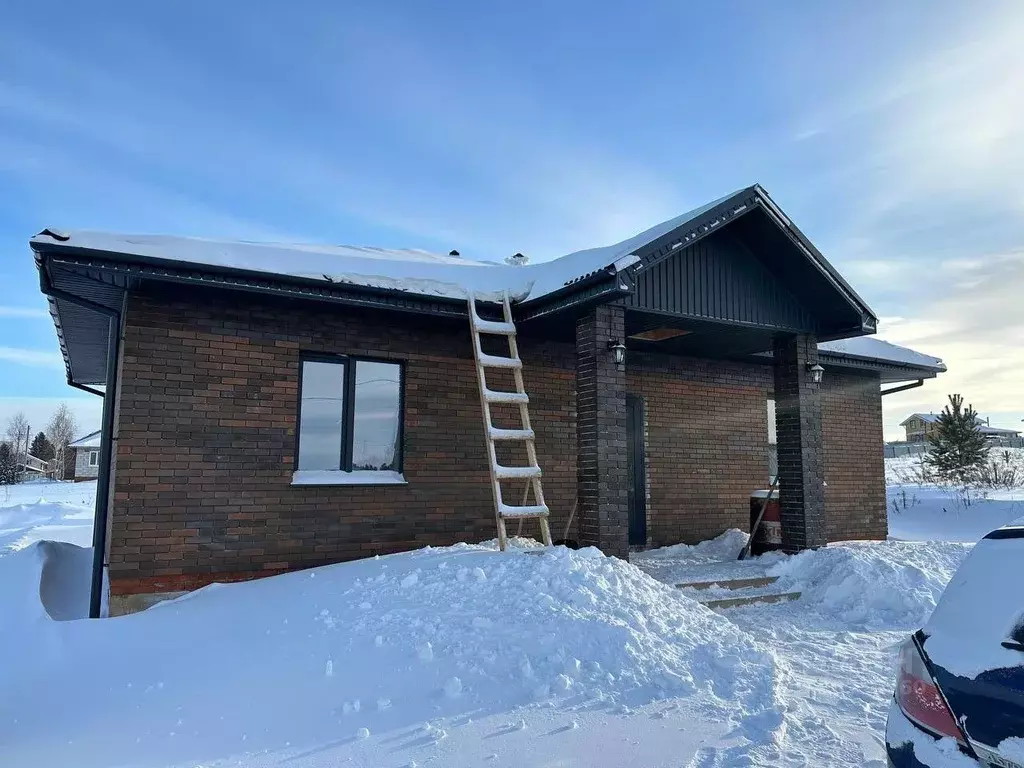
[498,503,550,518]
[494,464,542,480]
[483,389,529,404]
[488,427,535,441]
[676,575,779,591]
[478,352,522,369]
[702,591,801,610]
[474,319,517,335]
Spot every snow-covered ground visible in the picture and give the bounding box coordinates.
[0,459,1015,767]
[886,448,1024,542]
[0,479,96,554]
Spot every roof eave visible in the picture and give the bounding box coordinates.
[621,187,878,336]
[750,185,878,333]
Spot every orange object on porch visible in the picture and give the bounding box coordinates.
[749,490,782,556]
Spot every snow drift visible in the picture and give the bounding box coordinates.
[767,540,973,630]
[0,541,785,768]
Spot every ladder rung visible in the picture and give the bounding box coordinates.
[483,389,529,404]
[494,464,541,480]
[499,503,550,518]
[478,352,522,369]
[474,319,517,335]
[488,427,535,441]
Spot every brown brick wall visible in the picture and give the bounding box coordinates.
[108,288,887,595]
[821,370,887,541]
[627,353,773,546]
[109,290,578,595]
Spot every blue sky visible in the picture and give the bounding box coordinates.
[2,0,1022,439]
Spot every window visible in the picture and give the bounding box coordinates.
[88,451,99,467]
[294,356,404,484]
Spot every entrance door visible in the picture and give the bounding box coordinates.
[626,395,647,546]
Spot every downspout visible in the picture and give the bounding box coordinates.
[39,278,122,619]
[881,379,924,397]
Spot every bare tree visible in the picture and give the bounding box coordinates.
[46,403,78,480]
[5,412,30,473]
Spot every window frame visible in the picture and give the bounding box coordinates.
[88,450,99,467]
[294,353,406,476]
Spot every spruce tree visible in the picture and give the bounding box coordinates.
[0,443,17,485]
[30,432,55,462]
[926,394,990,483]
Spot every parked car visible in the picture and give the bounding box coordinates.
[886,525,1024,767]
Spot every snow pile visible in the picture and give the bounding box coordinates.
[633,529,788,588]
[0,480,96,557]
[768,540,972,629]
[1,541,785,767]
[0,540,92,634]
[639,528,749,565]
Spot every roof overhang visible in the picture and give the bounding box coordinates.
[816,351,944,384]
[617,186,877,340]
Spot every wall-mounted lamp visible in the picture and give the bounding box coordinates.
[608,339,626,367]
[807,362,824,384]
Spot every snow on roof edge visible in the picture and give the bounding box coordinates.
[818,336,945,372]
[30,190,745,306]
[68,430,102,449]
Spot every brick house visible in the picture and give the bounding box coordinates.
[901,413,1020,443]
[32,185,945,617]
[900,413,941,443]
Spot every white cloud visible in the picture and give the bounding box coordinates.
[878,249,1024,439]
[0,306,48,319]
[0,347,63,368]
[0,396,102,439]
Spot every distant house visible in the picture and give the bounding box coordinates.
[900,413,940,442]
[68,431,101,480]
[33,184,947,616]
[901,413,1021,443]
[978,423,1022,440]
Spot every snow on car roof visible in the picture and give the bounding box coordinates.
[31,193,741,305]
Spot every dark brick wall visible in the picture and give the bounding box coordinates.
[575,305,628,558]
[773,334,827,551]
[627,353,772,546]
[822,370,888,541]
[108,290,578,595]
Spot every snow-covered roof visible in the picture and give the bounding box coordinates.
[33,193,749,305]
[979,425,1021,436]
[30,204,737,305]
[67,430,101,449]
[817,337,945,372]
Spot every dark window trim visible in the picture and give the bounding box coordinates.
[295,352,406,475]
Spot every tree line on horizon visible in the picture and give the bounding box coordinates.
[0,404,79,485]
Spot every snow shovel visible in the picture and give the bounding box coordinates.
[738,476,779,561]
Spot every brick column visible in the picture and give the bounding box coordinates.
[773,333,827,551]
[576,304,629,559]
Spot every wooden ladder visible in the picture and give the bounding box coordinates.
[468,292,553,551]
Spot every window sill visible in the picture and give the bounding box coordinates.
[290,470,408,487]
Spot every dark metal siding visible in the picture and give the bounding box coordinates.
[626,230,819,333]
[48,264,128,386]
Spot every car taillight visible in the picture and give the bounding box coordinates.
[895,638,964,745]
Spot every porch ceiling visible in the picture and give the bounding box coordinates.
[625,313,777,359]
